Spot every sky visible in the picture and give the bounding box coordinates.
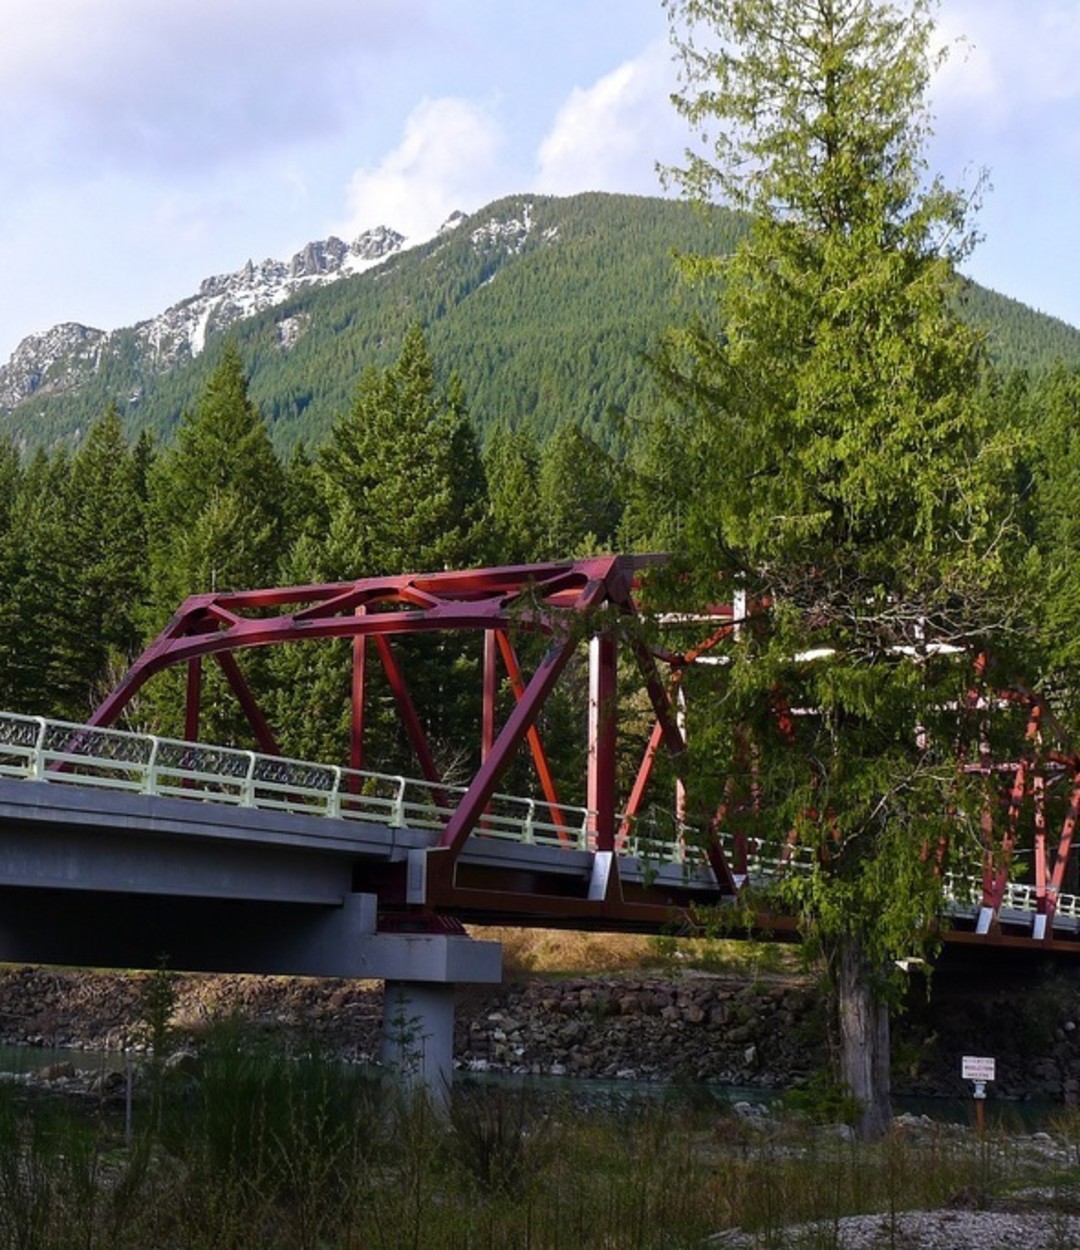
[1,0,1078,364]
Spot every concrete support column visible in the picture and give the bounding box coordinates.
[365,932,502,1108]
[380,981,456,1104]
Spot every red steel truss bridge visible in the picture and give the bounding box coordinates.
[1,555,1078,957]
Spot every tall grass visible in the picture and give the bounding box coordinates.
[0,1028,1054,1249]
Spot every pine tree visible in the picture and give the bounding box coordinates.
[484,426,544,563]
[0,449,86,716]
[1022,363,1080,746]
[65,404,147,708]
[644,0,1028,1137]
[318,324,489,579]
[147,342,284,613]
[0,438,25,708]
[144,342,285,738]
[271,326,491,773]
[536,424,622,558]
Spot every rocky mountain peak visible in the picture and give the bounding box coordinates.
[0,322,108,410]
[0,199,566,422]
[0,224,411,407]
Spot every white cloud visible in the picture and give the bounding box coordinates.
[338,97,507,241]
[934,1,1080,136]
[535,41,681,196]
[0,0,425,179]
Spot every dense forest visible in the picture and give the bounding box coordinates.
[4,317,1080,790]
[4,168,1080,801]
[0,329,628,798]
[4,192,1080,459]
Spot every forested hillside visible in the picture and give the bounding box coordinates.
[0,334,624,797]
[5,188,1080,793]
[5,323,1080,771]
[3,191,1079,457]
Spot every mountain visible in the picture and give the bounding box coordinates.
[0,224,405,414]
[3,192,1080,455]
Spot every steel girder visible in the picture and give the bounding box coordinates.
[88,556,721,928]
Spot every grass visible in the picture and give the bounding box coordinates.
[0,1023,1059,1250]
[480,925,805,979]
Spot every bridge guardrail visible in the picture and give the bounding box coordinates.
[4,711,1078,923]
[0,712,603,850]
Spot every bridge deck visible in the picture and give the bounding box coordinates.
[1,712,1075,953]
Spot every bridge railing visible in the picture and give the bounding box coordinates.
[7,712,1080,922]
[0,713,601,848]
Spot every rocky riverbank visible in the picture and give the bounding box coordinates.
[2,961,1080,1103]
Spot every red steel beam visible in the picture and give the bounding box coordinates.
[215,652,280,756]
[351,608,367,773]
[374,635,443,788]
[494,629,568,835]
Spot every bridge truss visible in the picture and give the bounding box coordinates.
[54,555,1080,950]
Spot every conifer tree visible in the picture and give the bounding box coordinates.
[1031,365,1080,690]
[145,342,284,738]
[318,323,489,579]
[536,424,622,558]
[147,342,284,615]
[66,404,147,705]
[273,326,491,772]
[484,426,544,564]
[643,0,1027,1137]
[0,449,85,716]
[0,438,25,708]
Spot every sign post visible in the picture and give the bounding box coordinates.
[961,1056,995,1136]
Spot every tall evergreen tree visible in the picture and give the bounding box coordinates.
[1030,365,1080,711]
[641,0,1028,1137]
[147,342,284,615]
[0,438,25,709]
[273,326,491,772]
[536,424,623,558]
[318,324,489,579]
[145,343,285,738]
[66,404,148,706]
[0,449,86,716]
[484,426,544,564]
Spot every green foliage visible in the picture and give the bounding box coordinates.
[1027,365,1080,713]
[146,341,284,612]
[0,424,146,719]
[483,426,544,563]
[143,343,284,739]
[269,326,492,773]
[644,0,1029,970]
[0,1068,1036,1249]
[637,0,1036,1135]
[137,956,179,1061]
[316,323,489,579]
[536,423,623,557]
[65,404,148,700]
[9,192,1076,463]
[782,1069,861,1126]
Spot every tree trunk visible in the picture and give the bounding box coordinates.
[836,940,891,1140]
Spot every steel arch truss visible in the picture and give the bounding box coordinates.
[89,556,734,928]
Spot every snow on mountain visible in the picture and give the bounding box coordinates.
[469,202,558,256]
[0,203,559,418]
[143,224,407,363]
[0,323,109,411]
[0,224,407,411]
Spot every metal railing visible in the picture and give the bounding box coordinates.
[3,711,1078,923]
[0,712,593,850]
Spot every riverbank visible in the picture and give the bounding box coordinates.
[3,956,1080,1104]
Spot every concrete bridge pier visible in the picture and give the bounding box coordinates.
[367,934,503,1106]
[290,891,503,1105]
